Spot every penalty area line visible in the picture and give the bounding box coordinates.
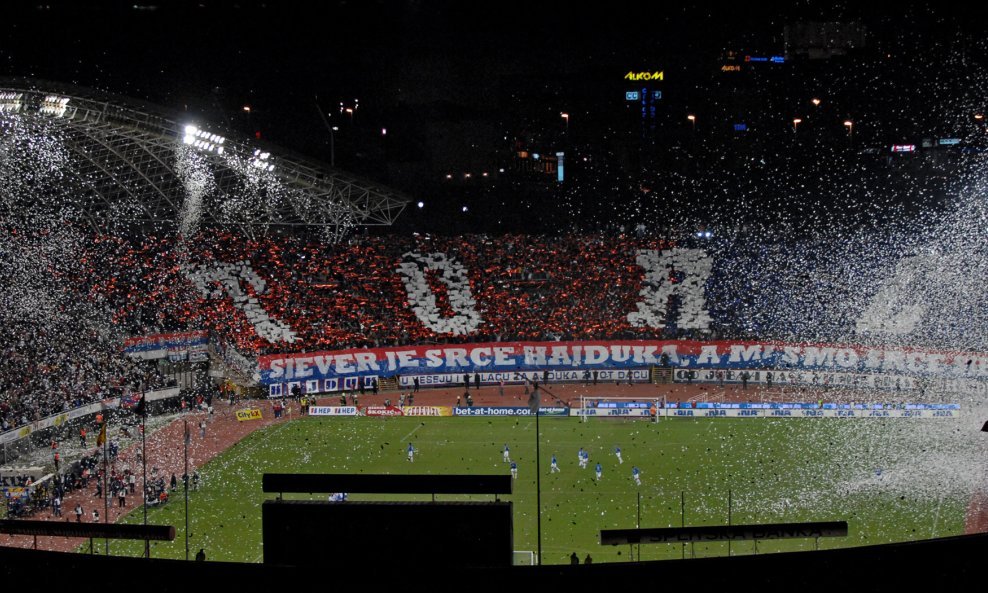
[400,423,424,443]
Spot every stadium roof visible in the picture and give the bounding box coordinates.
[0,78,408,240]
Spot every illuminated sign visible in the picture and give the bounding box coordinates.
[624,71,664,81]
[745,56,785,63]
[626,91,640,101]
[891,144,916,153]
[652,91,662,100]
[733,123,747,131]
[721,64,742,72]
[939,138,961,145]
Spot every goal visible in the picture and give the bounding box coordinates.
[579,395,664,422]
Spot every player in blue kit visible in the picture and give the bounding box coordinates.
[550,454,560,473]
[510,460,518,479]
[614,446,623,464]
[595,462,602,481]
[632,466,641,485]
[503,443,511,463]
[407,442,415,462]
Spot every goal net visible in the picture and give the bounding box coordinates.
[578,396,664,422]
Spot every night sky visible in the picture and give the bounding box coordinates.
[3,1,988,234]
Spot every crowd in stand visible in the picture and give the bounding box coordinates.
[1,225,172,434]
[82,230,987,356]
[84,232,678,354]
[7,226,977,442]
[0,317,171,433]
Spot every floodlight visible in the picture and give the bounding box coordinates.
[0,92,23,113]
[182,124,226,153]
[40,95,70,117]
[251,149,275,171]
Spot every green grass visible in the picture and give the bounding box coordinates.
[101,416,966,564]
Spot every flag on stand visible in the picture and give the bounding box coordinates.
[134,394,147,417]
[96,422,107,447]
[119,393,142,409]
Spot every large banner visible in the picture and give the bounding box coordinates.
[398,369,648,389]
[673,369,920,390]
[259,340,988,386]
[124,331,209,361]
[268,376,375,398]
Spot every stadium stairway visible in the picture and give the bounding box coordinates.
[207,343,256,388]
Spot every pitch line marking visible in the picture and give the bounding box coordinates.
[400,423,424,443]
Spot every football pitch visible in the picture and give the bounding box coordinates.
[107,415,966,564]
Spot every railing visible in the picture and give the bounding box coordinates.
[0,387,180,447]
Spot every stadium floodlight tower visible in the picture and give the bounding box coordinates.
[0,78,409,241]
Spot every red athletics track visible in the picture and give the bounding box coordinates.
[3,380,984,553]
